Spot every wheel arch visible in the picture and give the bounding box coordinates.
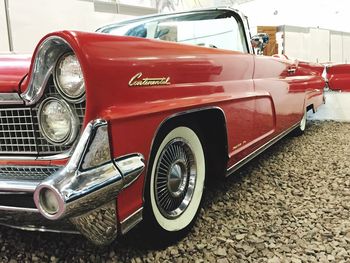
[141,106,229,236]
[306,103,314,113]
[146,107,229,187]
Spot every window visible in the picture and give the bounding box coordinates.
[99,10,248,53]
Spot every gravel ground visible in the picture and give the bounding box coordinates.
[1,121,350,263]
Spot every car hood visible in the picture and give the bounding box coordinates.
[0,53,31,93]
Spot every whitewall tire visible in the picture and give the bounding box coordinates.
[300,108,307,132]
[292,108,307,136]
[148,126,205,233]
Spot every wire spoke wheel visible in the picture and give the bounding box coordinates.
[148,126,205,233]
[155,138,196,218]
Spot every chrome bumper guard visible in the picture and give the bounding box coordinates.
[0,119,145,245]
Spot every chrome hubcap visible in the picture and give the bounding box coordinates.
[168,161,188,197]
[155,138,196,218]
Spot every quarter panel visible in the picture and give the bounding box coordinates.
[254,56,307,133]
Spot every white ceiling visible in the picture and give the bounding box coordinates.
[238,0,350,33]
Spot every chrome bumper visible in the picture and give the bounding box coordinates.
[0,119,145,245]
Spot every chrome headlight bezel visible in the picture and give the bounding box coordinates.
[54,52,85,103]
[38,97,79,145]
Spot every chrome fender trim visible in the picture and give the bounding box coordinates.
[0,119,145,245]
[33,119,145,221]
[226,121,300,176]
[120,207,143,235]
[0,179,40,193]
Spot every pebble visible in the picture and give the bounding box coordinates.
[0,121,349,262]
[235,234,246,241]
[214,248,227,257]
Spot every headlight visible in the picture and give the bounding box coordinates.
[54,52,85,101]
[38,98,78,145]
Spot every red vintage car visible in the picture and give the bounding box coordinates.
[0,8,325,246]
[325,64,350,91]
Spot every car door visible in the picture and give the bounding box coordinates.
[253,56,305,135]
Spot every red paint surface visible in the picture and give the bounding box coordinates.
[0,159,67,167]
[5,30,325,222]
[327,64,350,91]
[0,54,31,92]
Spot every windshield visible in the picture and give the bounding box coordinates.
[98,10,248,53]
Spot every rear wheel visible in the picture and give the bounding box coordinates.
[144,126,205,244]
[292,108,307,136]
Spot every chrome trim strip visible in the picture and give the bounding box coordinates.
[99,7,252,54]
[115,154,145,188]
[120,207,143,235]
[0,205,39,213]
[21,37,71,105]
[226,122,300,176]
[0,152,72,161]
[0,179,40,192]
[22,65,53,105]
[242,13,254,54]
[0,93,24,105]
[33,119,145,221]
[0,223,79,234]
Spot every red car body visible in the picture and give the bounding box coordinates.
[326,64,350,91]
[0,8,325,245]
[0,54,31,93]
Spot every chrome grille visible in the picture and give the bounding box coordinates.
[0,166,60,180]
[0,108,37,154]
[0,76,85,156]
[32,81,85,155]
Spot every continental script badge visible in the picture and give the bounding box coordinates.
[128,72,171,87]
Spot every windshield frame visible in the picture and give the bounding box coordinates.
[96,7,252,54]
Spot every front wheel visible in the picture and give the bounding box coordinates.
[144,126,205,244]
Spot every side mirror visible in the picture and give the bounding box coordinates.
[251,33,269,55]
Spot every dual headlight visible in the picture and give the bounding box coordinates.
[38,52,84,145]
[54,53,85,101]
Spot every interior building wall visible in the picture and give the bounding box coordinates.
[0,1,9,51]
[282,25,350,64]
[2,0,350,64]
[283,31,308,61]
[342,34,350,64]
[0,0,254,54]
[1,0,132,53]
[330,33,343,63]
[309,28,329,63]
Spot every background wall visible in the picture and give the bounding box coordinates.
[274,26,350,63]
[238,0,350,33]
[1,0,350,63]
[0,0,249,53]
[0,0,132,53]
[0,0,9,51]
